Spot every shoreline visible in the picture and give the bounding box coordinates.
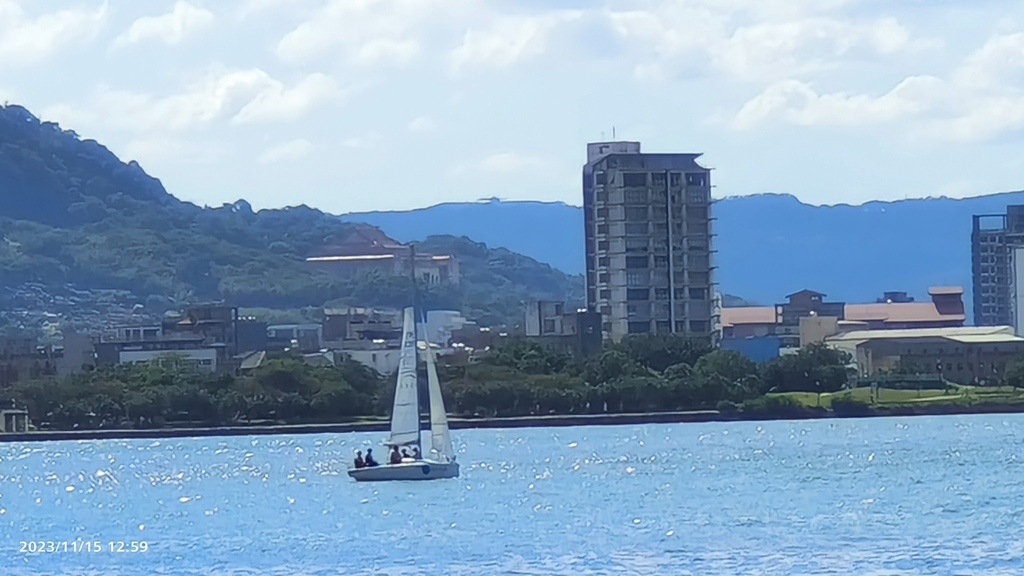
[2,402,1024,443]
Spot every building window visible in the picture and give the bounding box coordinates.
[628,321,649,334]
[654,288,669,300]
[600,305,611,315]
[625,256,648,269]
[685,173,707,186]
[670,173,681,186]
[654,255,668,268]
[543,319,556,334]
[597,207,608,218]
[594,171,607,185]
[598,240,609,251]
[625,223,648,235]
[625,189,648,203]
[596,190,608,202]
[689,288,707,300]
[626,207,648,221]
[689,320,709,332]
[675,321,686,332]
[656,320,671,333]
[627,288,649,301]
[623,173,648,187]
[598,224,608,234]
[652,173,666,186]
[600,289,611,300]
[602,322,612,332]
[598,272,609,283]
[674,288,686,298]
[626,271,645,286]
[626,238,648,252]
[599,256,609,266]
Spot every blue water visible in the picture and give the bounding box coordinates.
[2,415,1024,575]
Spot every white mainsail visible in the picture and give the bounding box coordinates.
[423,344,455,462]
[387,307,421,447]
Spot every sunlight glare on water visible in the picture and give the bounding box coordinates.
[0,415,1022,574]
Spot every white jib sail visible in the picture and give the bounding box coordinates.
[387,307,420,447]
[424,343,455,462]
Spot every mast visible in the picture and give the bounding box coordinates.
[410,244,424,457]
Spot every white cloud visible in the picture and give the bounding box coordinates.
[275,0,454,66]
[341,132,382,149]
[407,115,437,132]
[607,1,928,83]
[0,0,107,67]
[732,31,1024,141]
[449,12,581,73]
[258,139,314,163]
[232,73,340,124]
[733,76,941,130]
[46,69,340,134]
[112,1,213,49]
[479,152,546,173]
[714,17,917,82]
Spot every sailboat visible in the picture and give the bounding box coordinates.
[347,306,460,482]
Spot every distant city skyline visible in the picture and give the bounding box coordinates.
[4,0,1024,214]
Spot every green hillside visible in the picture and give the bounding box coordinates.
[0,104,581,330]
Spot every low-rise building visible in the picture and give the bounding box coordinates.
[267,324,323,353]
[825,325,1024,385]
[0,331,94,387]
[322,307,402,343]
[306,225,459,286]
[524,301,602,357]
[721,286,967,354]
[94,333,218,371]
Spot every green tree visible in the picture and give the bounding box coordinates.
[761,343,852,394]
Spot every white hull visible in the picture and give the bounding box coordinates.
[347,459,459,482]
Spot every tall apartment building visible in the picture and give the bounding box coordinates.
[582,141,715,342]
[971,205,1024,326]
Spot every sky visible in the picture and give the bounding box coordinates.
[2,0,1024,214]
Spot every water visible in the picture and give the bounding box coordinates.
[1,415,1024,575]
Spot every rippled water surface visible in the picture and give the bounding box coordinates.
[2,415,1024,575]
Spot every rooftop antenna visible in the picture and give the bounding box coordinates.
[612,126,616,139]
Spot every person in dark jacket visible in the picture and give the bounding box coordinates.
[364,449,379,467]
[389,446,402,465]
[353,450,365,469]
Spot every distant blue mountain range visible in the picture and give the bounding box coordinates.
[341,192,1024,316]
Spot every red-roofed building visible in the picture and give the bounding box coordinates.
[721,287,966,353]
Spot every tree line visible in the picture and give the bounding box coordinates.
[8,335,855,430]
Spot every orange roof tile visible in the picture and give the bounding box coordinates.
[721,307,776,327]
[844,302,964,324]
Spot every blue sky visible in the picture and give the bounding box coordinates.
[3,0,1024,213]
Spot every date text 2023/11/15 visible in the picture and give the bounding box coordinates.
[19,541,149,554]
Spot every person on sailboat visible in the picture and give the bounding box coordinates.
[411,446,421,460]
[364,449,379,467]
[389,446,402,465]
[354,450,365,469]
[400,448,411,460]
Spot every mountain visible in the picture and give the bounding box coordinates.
[343,193,1024,314]
[0,104,580,332]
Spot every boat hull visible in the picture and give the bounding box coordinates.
[347,460,459,482]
